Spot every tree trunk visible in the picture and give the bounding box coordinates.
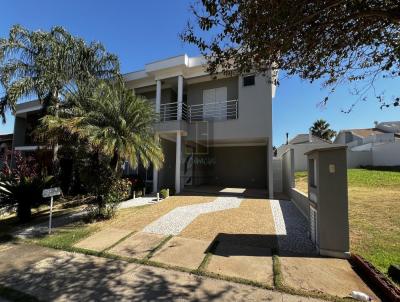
[52,89,60,175]
[110,150,119,173]
[17,201,32,222]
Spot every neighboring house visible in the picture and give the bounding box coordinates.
[12,99,44,154]
[12,54,277,197]
[334,121,400,167]
[0,133,13,167]
[276,133,331,171]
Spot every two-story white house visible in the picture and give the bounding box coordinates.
[11,54,277,197]
[124,55,276,197]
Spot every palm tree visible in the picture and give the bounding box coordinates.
[0,25,120,122]
[38,81,164,173]
[0,25,120,167]
[310,119,337,141]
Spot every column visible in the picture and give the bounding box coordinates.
[156,80,161,114]
[153,134,159,193]
[175,131,181,194]
[177,75,183,120]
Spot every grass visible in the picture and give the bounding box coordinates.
[31,222,98,250]
[295,168,400,281]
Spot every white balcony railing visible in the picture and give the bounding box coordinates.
[158,100,238,123]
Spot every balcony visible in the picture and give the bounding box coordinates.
[159,100,238,123]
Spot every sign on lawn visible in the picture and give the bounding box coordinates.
[42,187,62,234]
[42,187,62,198]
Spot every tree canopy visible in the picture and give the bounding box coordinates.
[38,81,164,173]
[181,0,400,108]
[0,25,120,122]
[310,119,337,141]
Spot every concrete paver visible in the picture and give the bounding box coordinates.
[206,241,274,286]
[108,231,165,259]
[151,236,211,269]
[0,242,325,302]
[74,228,132,251]
[280,256,379,301]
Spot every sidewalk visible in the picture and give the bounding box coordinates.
[0,242,325,302]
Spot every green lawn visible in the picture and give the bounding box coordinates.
[295,169,400,282]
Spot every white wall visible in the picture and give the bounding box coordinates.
[273,158,282,192]
[292,144,332,171]
[372,142,400,166]
[347,150,372,168]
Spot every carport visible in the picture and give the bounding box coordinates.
[188,145,269,191]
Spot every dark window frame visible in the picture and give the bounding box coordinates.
[243,74,255,87]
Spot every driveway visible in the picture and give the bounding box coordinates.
[0,242,324,302]
[4,188,379,301]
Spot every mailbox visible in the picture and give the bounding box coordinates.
[305,146,350,259]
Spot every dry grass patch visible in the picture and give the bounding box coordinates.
[179,199,276,248]
[93,194,216,231]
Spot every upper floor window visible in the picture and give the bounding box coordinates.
[243,75,255,87]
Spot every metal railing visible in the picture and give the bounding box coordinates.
[158,100,238,123]
[190,100,238,122]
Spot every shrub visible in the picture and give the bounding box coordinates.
[110,178,131,201]
[0,152,53,222]
[85,176,129,221]
[160,188,169,199]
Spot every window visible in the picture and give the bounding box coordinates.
[243,75,255,86]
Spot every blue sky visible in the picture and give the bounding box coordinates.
[1,0,399,146]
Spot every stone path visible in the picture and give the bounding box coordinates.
[118,195,161,209]
[271,199,315,255]
[143,196,243,235]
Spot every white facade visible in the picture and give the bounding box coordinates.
[123,54,277,197]
[334,121,400,167]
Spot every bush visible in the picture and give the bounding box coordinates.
[0,152,53,222]
[110,178,131,201]
[85,176,129,221]
[160,188,169,199]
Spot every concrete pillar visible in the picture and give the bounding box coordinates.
[177,75,183,120]
[156,80,161,114]
[153,134,159,193]
[175,131,181,194]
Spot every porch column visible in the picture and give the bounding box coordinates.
[152,134,159,193]
[156,80,161,114]
[175,131,181,194]
[177,75,183,120]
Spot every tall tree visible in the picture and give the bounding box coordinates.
[310,119,337,141]
[0,24,120,123]
[38,81,164,173]
[181,1,400,108]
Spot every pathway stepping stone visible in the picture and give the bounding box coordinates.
[279,256,379,300]
[206,241,274,286]
[151,236,211,270]
[108,231,165,259]
[74,228,132,252]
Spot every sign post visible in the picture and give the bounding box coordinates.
[42,187,62,234]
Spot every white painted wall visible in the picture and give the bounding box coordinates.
[278,143,332,171]
[272,158,282,193]
[372,142,400,166]
[347,150,372,168]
